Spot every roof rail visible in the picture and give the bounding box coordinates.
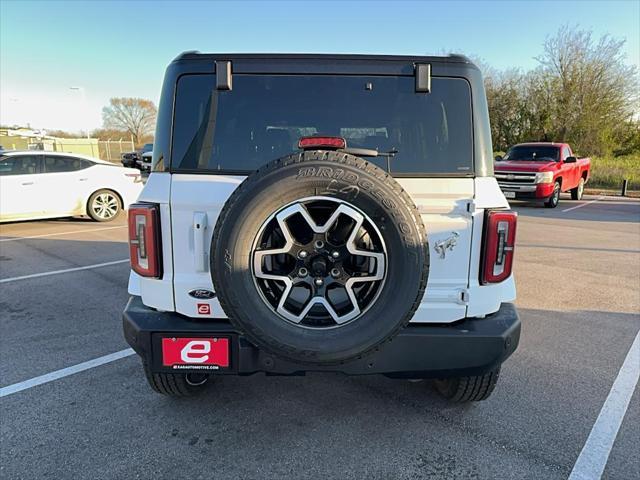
[172,50,201,62]
[447,53,472,63]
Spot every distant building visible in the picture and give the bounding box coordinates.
[0,127,100,157]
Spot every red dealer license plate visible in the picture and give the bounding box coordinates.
[161,337,230,370]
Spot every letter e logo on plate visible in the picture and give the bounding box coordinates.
[197,303,211,315]
[180,340,211,363]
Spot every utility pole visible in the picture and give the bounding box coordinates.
[69,86,90,139]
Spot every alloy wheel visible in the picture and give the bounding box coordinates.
[251,197,387,328]
[91,192,119,220]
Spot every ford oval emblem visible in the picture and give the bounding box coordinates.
[188,289,216,299]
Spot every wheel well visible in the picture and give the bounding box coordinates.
[85,188,123,214]
[556,177,562,187]
[582,171,588,180]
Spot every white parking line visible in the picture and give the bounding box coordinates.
[0,225,126,242]
[568,330,640,480]
[562,197,605,213]
[0,259,129,284]
[0,349,135,398]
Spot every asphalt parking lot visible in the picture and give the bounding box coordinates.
[1,194,638,480]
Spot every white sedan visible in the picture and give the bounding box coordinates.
[0,151,144,222]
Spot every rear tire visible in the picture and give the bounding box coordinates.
[571,178,585,200]
[544,182,561,208]
[143,364,210,396]
[87,189,122,222]
[433,368,500,402]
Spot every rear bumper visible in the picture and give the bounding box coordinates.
[123,296,521,378]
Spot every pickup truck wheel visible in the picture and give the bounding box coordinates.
[434,368,500,402]
[544,182,561,208]
[571,178,585,200]
[143,364,209,396]
[211,151,429,365]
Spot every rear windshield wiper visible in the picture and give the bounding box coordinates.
[339,148,398,173]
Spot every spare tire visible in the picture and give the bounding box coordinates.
[211,151,429,364]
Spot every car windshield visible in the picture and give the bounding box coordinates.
[171,74,474,175]
[504,146,559,162]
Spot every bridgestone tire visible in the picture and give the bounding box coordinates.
[143,364,209,396]
[434,368,500,402]
[211,151,429,365]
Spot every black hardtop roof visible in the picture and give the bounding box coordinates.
[156,51,493,177]
[173,51,476,67]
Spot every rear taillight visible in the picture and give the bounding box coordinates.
[125,172,142,183]
[481,210,517,284]
[128,203,162,278]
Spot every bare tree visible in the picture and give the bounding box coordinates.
[102,98,157,146]
[90,127,131,140]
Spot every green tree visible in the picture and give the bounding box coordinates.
[482,27,638,156]
[534,26,638,155]
[484,68,529,151]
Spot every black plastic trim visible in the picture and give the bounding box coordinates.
[123,297,520,378]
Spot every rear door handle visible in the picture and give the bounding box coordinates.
[79,178,88,181]
[21,182,34,186]
[193,212,209,272]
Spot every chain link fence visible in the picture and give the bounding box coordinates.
[1,137,135,163]
[97,139,136,162]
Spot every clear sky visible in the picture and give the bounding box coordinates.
[1,0,638,132]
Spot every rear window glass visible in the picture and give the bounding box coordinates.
[43,156,92,173]
[172,74,473,175]
[504,146,560,162]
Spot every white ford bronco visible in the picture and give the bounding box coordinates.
[123,53,520,402]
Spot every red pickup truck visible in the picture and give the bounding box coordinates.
[494,142,591,208]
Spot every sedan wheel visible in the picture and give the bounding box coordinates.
[88,190,121,222]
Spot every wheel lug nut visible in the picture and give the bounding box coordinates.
[331,268,340,278]
[331,251,340,259]
[315,278,324,286]
[298,268,308,277]
[298,250,308,259]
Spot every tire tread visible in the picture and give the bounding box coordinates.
[142,364,206,397]
[435,368,500,402]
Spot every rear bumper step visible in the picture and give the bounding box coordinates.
[123,296,520,378]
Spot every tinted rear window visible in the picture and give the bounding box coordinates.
[172,74,473,175]
[43,156,93,173]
